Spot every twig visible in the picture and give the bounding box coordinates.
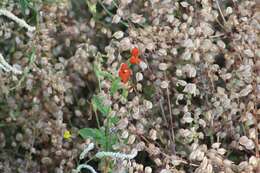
[252,56,259,158]
[0,53,22,74]
[215,18,226,31]
[215,0,227,24]
[253,108,259,158]
[74,164,98,173]
[159,98,168,126]
[0,9,36,32]
[209,33,225,38]
[165,73,175,153]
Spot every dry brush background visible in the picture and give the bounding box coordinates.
[0,0,260,173]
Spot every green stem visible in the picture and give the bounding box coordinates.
[105,115,111,151]
[94,109,101,129]
[97,0,129,28]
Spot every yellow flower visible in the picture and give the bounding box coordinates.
[63,130,72,139]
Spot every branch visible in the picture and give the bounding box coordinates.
[0,53,22,74]
[0,9,36,32]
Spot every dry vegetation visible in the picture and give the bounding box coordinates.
[0,0,260,173]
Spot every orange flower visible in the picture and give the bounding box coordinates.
[131,47,139,57]
[130,47,141,64]
[130,55,141,64]
[118,63,132,83]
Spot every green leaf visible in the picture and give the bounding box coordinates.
[110,116,119,125]
[79,128,107,149]
[91,95,110,117]
[109,133,118,148]
[122,88,128,98]
[79,128,105,139]
[94,64,114,80]
[110,78,121,95]
[79,127,118,150]
[93,64,101,78]
[86,0,97,15]
[143,84,156,100]
[99,71,114,81]
[19,0,29,15]
[10,110,20,120]
[19,0,39,24]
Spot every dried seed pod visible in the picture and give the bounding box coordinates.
[239,136,255,150]
[160,81,169,89]
[128,135,136,144]
[41,157,53,165]
[136,72,143,82]
[149,129,157,141]
[183,83,197,96]
[159,63,168,71]
[113,31,124,39]
[143,100,153,109]
[145,167,152,173]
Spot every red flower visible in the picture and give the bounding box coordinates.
[130,55,141,64]
[131,47,139,57]
[118,63,132,83]
[130,47,141,65]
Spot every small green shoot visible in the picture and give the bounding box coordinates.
[91,95,110,117]
[79,127,117,150]
[110,78,121,95]
[18,0,38,24]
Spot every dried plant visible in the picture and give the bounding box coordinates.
[0,0,259,173]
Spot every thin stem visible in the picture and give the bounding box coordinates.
[252,56,259,158]
[97,0,129,28]
[215,18,226,31]
[112,0,119,8]
[159,98,168,126]
[165,73,175,153]
[94,109,101,129]
[216,0,227,24]
[105,116,110,151]
[209,33,225,39]
[253,108,259,158]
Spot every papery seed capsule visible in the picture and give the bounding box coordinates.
[159,63,168,71]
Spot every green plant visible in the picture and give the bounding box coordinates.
[18,0,60,25]
[77,48,143,172]
[18,0,38,24]
[73,142,137,173]
[78,54,122,173]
